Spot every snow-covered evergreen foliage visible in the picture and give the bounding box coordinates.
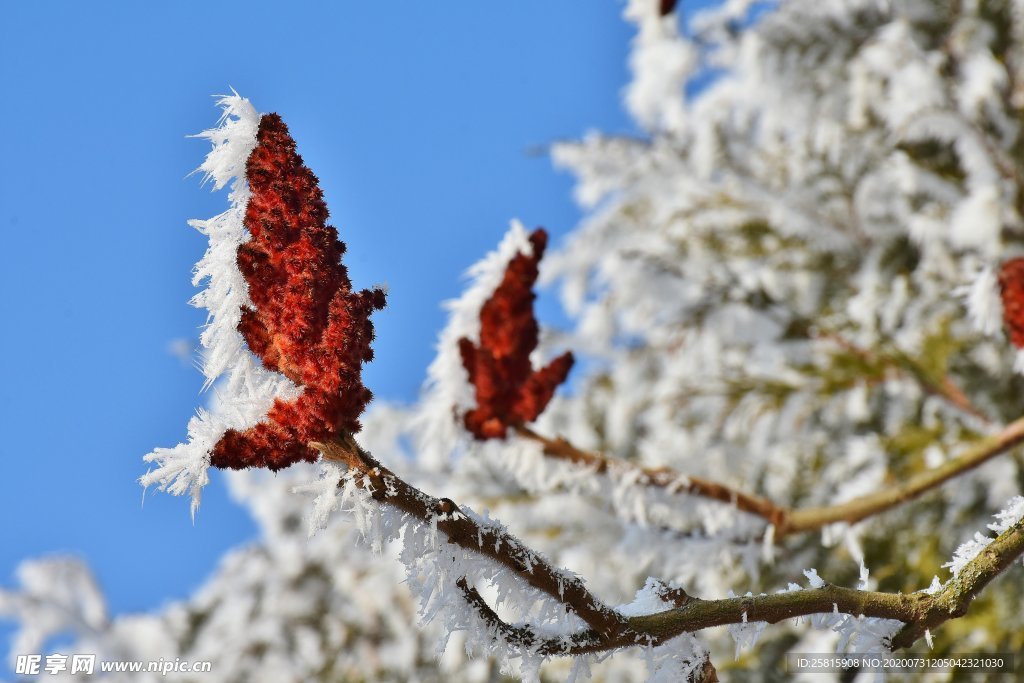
[6,0,1024,680]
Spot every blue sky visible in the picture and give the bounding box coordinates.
[0,1,651,630]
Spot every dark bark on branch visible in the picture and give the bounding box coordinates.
[314,434,627,639]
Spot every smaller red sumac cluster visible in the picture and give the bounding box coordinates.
[999,258,1024,349]
[458,228,574,440]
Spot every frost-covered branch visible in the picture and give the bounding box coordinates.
[315,432,1024,656]
[892,508,1024,649]
[313,435,627,640]
[515,415,1024,539]
[512,424,787,526]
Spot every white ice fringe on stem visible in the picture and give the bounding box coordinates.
[641,633,709,683]
[774,570,903,665]
[295,467,593,679]
[943,495,1024,578]
[482,437,765,540]
[412,220,535,468]
[141,93,300,518]
[957,266,1024,377]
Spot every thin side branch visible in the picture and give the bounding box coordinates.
[514,416,1024,539]
[783,416,1024,534]
[512,424,788,527]
[815,329,991,425]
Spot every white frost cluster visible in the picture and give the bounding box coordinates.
[413,220,536,467]
[944,495,1024,577]
[140,94,300,518]
[639,634,710,683]
[803,568,826,589]
[623,0,696,134]
[725,599,768,658]
[962,265,1004,336]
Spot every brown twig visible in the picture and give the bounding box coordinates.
[514,416,1024,539]
[780,416,1024,534]
[512,424,788,527]
[813,328,991,425]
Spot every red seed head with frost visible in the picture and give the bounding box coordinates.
[999,258,1024,349]
[211,113,386,471]
[459,228,574,439]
